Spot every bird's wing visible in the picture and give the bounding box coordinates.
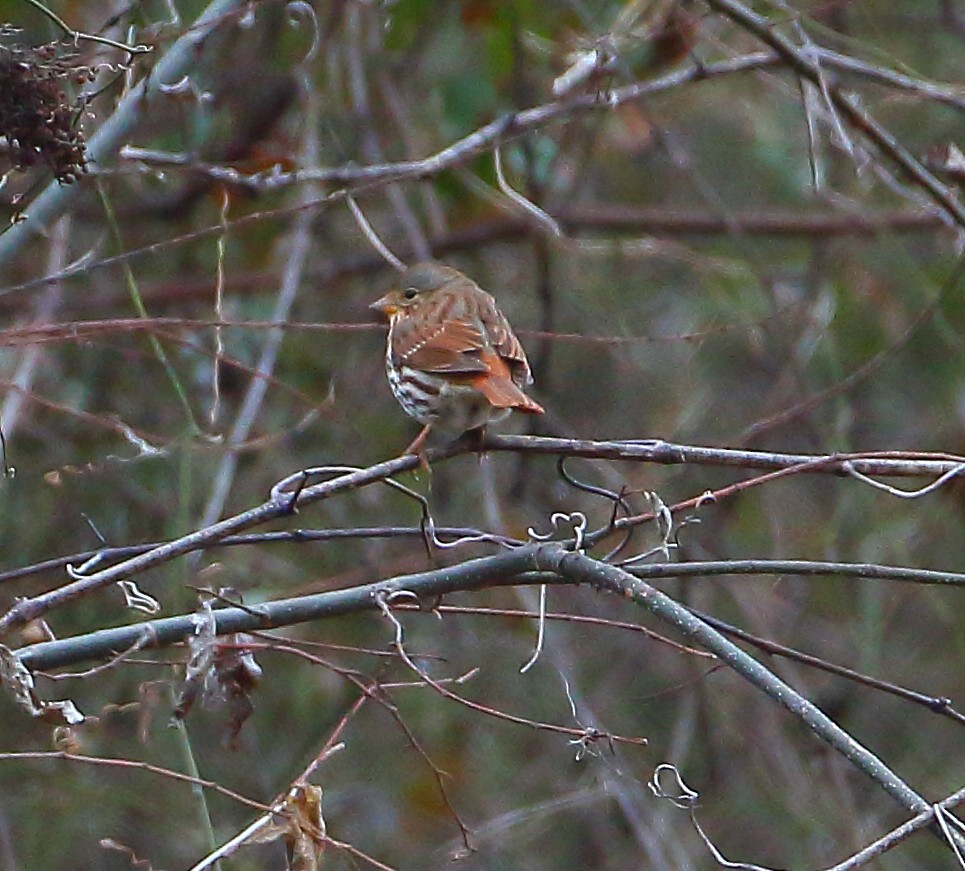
[470,351,545,412]
[477,297,534,386]
[392,287,535,388]
[392,316,490,373]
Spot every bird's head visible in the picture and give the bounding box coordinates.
[369,261,463,318]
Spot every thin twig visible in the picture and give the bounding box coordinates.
[374,590,647,750]
[195,79,320,535]
[346,196,406,271]
[0,203,944,303]
[22,0,153,56]
[702,0,965,228]
[0,751,267,811]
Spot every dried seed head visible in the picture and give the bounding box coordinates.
[0,26,90,184]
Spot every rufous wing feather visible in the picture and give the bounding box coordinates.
[393,317,489,373]
[475,294,534,386]
[471,352,544,413]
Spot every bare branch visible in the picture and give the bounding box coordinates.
[545,551,951,841]
[1,437,961,633]
[16,544,959,849]
[0,0,248,268]
[0,750,267,811]
[15,555,965,672]
[0,204,945,305]
[702,0,965,228]
[826,787,965,870]
[22,0,153,56]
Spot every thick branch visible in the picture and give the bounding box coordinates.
[17,544,952,852]
[0,0,247,269]
[545,551,937,829]
[16,546,551,670]
[1,437,961,634]
[17,556,965,671]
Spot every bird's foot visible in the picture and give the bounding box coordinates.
[403,424,433,471]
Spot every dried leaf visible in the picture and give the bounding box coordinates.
[172,597,262,748]
[245,784,325,871]
[0,644,85,725]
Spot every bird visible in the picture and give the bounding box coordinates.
[370,261,544,459]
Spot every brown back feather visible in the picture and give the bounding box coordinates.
[388,264,537,398]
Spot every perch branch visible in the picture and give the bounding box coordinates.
[1,438,961,634]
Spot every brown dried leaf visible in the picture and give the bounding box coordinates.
[245,784,325,871]
[172,597,262,748]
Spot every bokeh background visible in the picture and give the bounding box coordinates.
[1,0,964,868]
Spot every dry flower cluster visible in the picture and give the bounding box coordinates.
[0,26,89,184]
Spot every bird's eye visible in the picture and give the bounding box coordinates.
[403,287,418,300]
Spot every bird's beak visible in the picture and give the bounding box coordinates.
[369,294,398,317]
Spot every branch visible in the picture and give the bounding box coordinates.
[111,52,776,191]
[2,23,958,280]
[22,0,153,57]
[480,436,964,478]
[16,557,965,670]
[691,606,965,724]
[0,49,775,277]
[0,0,247,269]
[826,786,965,870]
[554,203,944,237]
[16,546,551,670]
[0,750,267,811]
[6,525,963,590]
[810,47,965,112]
[0,203,945,308]
[0,526,517,586]
[16,544,957,853]
[543,551,949,842]
[109,42,965,200]
[1,437,961,633]
[702,0,965,228]
[0,450,429,633]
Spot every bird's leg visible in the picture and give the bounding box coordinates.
[453,425,488,457]
[403,424,433,468]
[469,425,487,454]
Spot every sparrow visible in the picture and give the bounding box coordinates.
[370,261,544,458]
